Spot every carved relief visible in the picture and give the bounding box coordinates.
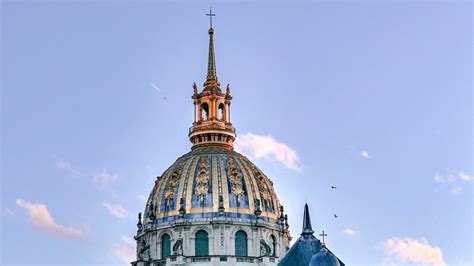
[225,157,244,202]
[247,160,275,212]
[195,157,210,201]
[248,162,271,201]
[165,160,186,207]
[260,239,272,256]
[138,235,151,261]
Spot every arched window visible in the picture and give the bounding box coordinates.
[218,103,225,121]
[161,233,171,258]
[195,230,209,256]
[270,235,277,257]
[235,230,248,257]
[201,103,209,121]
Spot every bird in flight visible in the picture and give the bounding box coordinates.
[151,83,160,92]
[334,214,338,218]
[164,97,168,100]
[331,186,337,189]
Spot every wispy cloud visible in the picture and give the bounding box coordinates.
[3,207,14,217]
[55,159,81,176]
[342,228,357,236]
[434,170,472,195]
[113,236,136,263]
[234,132,301,172]
[16,198,84,240]
[458,171,473,182]
[102,202,129,219]
[359,150,370,158]
[94,170,119,186]
[383,237,446,266]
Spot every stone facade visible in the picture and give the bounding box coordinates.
[133,220,287,265]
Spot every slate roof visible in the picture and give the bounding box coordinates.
[278,204,345,266]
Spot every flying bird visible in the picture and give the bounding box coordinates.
[334,214,338,218]
[151,83,161,92]
[164,97,168,100]
[331,186,337,189]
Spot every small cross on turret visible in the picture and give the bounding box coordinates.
[319,230,328,246]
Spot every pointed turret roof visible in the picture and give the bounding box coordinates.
[278,204,345,266]
[302,203,314,235]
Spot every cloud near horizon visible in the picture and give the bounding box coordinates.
[342,228,357,236]
[94,170,119,186]
[16,198,84,240]
[234,132,301,172]
[113,236,136,264]
[383,237,446,266]
[102,202,129,219]
[55,159,81,176]
[359,150,370,158]
[434,170,472,195]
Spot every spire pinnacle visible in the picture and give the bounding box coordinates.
[206,8,215,29]
[302,203,314,235]
[205,8,218,88]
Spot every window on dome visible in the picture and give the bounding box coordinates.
[270,235,277,257]
[161,233,171,258]
[235,230,248,257]
[202,103,209,121]
[195,230,209,256]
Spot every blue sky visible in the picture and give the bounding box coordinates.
[1,1,472,265]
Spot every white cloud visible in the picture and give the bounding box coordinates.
[359,150,370,158]
[55,159,81,176]
[383,237,446,266]
[434,170,472,195]
[16,198,84,239]
[113,236,136,264]
[458,171,473,182]
[94,170,119,186]
[234,132,301,172]
[102,202,129,219]
[434,172,444,183]
[342,228,357,236]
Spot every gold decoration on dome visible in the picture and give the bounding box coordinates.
[225,157,244,202]
[195,157,210,201]
[248,162,272,201]
[165,160,186,207]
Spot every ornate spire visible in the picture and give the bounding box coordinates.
[188,10,236,150]
[302,203,314,235]
[204,8,219,89]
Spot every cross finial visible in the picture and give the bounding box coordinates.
[206,8,216,28]
[319,230,328,245]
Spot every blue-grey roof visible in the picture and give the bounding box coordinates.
[310,246,341,266]
[278,204,345,266]
[278,234,323,266]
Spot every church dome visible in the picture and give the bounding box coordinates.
[132,18,292,265]
[309,246,341,266]
[142,146,284,227]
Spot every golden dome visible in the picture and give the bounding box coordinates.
[142,147,284,228]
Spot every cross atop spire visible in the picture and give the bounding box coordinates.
[319,230,328,246]
[302,203,314,235]
[206,8,216,29]
[204,8,219,88]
